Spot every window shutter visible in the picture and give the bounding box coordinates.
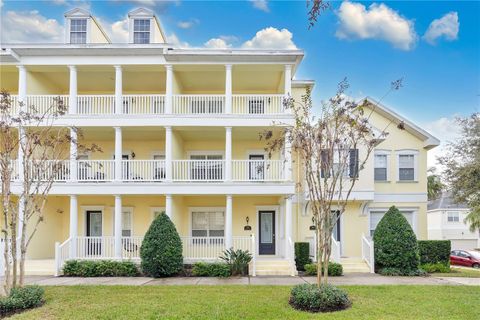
[349,149,359,178]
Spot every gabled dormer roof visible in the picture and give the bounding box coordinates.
[64,7,91,18]
[363,97,440,150]
[128,7,166,44]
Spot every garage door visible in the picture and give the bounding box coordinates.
[450,239,478,251]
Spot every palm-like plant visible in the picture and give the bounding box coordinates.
[219,248,252,276]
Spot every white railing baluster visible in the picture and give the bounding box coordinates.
[232,94,284,114]
[361,234,375,273]
[77,95,115,115]
[77,160,115,182]
[232,160,284,181]
[172,160,225,181]
[25,95,69,115]
[121,160,166,182]
[173,95,225,114]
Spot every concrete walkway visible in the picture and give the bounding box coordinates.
[17,273,480,286]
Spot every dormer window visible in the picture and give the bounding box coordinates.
[133,19,150,44]
[70,19,87,44]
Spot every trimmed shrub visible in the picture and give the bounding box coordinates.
[420,262,451,273]
[379,267,427,277]
[418,240,451,266]
[289,283,351,313]
[373,206,420,274]
[304,262,343,277]
[63,260,139,277]
[0,285,44,317]
[295,242,311,271]
[140,212,183,277]
[192,262,231,277]
[219,248,252,276]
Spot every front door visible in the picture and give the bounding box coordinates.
[86,210,102,255]
[259,211,275,255]
[249,154,265,180]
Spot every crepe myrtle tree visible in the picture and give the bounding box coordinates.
[0,91,100,295]
[261,79,404,285]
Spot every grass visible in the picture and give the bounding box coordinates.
[433,267,480,278]
[10,285,480,320]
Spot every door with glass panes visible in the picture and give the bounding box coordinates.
[190,154,223,180]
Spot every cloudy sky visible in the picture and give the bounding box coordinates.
[1,0,479,169]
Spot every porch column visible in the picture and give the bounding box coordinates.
[69,195,78,258]
[68,65,77,114]
[225,127,232,181]
[17,65,27,109]
[285,196,293,259]
[70,128,77,181]
[165,195,172,219]
[114,65,122,114]
[284,131,292,181]
[114,127,122,181]
[114,195,122,259]
[225,64,232,114]
[225,195,233,249]
[165,126,172,181]
[165,65,173,114]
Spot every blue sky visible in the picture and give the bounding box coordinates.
[1,0,479,167]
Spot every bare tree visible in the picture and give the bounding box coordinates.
[261,79,403,285]
[307,0,331,29]
[0,91,99,295]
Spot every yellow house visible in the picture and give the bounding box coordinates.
[0,7,439,276]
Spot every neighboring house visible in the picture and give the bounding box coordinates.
[428,192,480,251]
[0,7,439,276]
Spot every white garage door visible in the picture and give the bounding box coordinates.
[450,239,478,251]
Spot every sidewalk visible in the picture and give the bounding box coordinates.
[18,273,480,286]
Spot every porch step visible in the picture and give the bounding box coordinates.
[24,259,56,276]
[254,259,296,276]
[340,257,371,273]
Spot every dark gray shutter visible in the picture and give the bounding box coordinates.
[349,149,359,178]
[320,150,327,178]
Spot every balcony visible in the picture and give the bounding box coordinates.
[12,159,287,183]
[8,94,287,116]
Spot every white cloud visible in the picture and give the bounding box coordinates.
[242,27,297,49]
[204,38,231,49]
[250,0,269,12]
[99,17,129,43]
[336,2,417,51]
[166,33,190,48]
[177,18,199,29]
[423,12,459,45]
[0,10,64,43]
[422,115,462,170]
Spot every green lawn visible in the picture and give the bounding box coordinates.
[433,267,480,278]
[10,285,480,320]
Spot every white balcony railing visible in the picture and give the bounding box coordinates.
[26,95,69,114]
[121,160,165,182]
[172,160,225,181]
[122,95,165,114]
[232,94,284,114]
[77,160,115,182]
[173,95,225,114]
[77,95,115,115]
[28,160,71,182]
[232,160,285,181]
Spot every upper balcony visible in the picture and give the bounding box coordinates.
[2,64,294,124]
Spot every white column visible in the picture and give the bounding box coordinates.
[285,196,293,259]
[17,65,27,108]
[69,195,78,258]
[165,195,172,219]
[284,131,292,181]
[68,65,77,114]
[225,195,233,249]
[114,127,122,181]
[70,128,77,181]
[225,127,232,181]
[225,64,232,114]
[165,126,172,181]
[284,64,292,96]
[114,195,122,259]
[165,65,173,114]
[114,65,123,114]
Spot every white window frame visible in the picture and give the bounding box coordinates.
[68,18,90,44]
[81,206,105,236]
[395,150,419,182]
[189,207,226,238]
[150,206,166,221]
[132,18,151,44]
[374,149,390,182]
[112,207,134,237]
[368,207,418,237]
[447,211,460,223]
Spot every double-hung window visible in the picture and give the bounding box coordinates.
[447,211,460,222]
[397,151,418,181]
[133,19,150,44]
[192,210,225,244]
[70,19,87,44]
[374,152,388,181]
[370,209,415,237]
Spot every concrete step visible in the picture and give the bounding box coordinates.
[254,259,295,276]
[340,257,371,273]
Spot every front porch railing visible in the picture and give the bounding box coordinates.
[232,94,284,114]
[232,160,285,181]
[361,234,375,273]
[172,160,225,181]
[121,160,165,182]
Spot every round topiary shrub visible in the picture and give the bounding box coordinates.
[140,212,183,277]
[289,284,351,313]
[373,206,420,275]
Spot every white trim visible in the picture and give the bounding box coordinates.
[150,150,165,159]
[395,150,419,182]
[374,192,427,202]
[374,149,391,182]
[256,206,280,257]
[111,206,134,236]
[150,206,166,221]
[188,207,226,237]
[81,206,104,236]
[246,149,267,159]
[187,150,225,158]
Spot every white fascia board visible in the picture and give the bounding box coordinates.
[0,49,20,63]
[292,80,315,88]
[303,191,375,201]
[374,192,428,203]
[11,183,295,196]
[44,115,296,128]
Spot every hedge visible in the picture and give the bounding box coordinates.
[63,260,139,277]
[294,242,311,271]
[418,240,451,266]
[0,286,44,317]
[289,284,351,313]
[304,262,343,277]
[191,262,231,277]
